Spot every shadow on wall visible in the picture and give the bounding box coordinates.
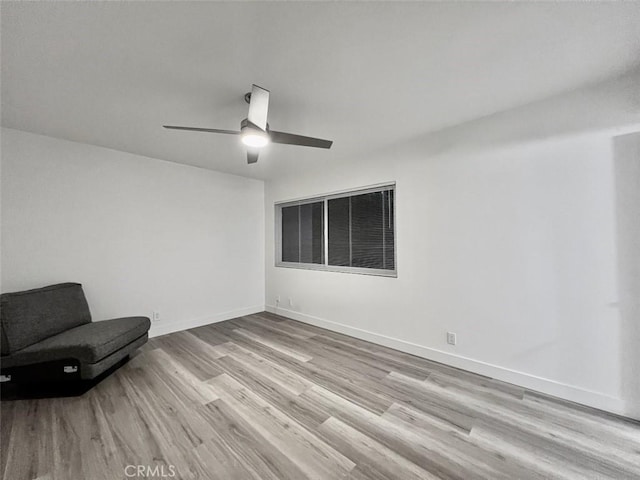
[369,65,640,162]
[613,132,640,420]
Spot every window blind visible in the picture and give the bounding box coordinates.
[277,184,396,276]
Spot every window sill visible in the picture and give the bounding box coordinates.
[275,262,397,278]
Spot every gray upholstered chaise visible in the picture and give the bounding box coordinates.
[0,282,150,383]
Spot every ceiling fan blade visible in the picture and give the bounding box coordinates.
[247,84,269,131]
[163,125,240,135]
[269,130,333,149]
[247,148,259,164]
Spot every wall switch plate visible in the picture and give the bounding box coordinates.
[447,332,457,345]
[153,311,161,322]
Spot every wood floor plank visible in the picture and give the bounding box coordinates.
[207,374,356,479]
[144,348,220,404]
[239,314,316,340]
[86,388,127,475]
[50,395,118,480]
[118,361,211,449]
[257,311,289,322]
[188,323,235,347]
[425,372,640,468]
[252,312,316,335]
[213,341,314,395]
[390,371,640,478]
[425,370,524,405]
[295,359,394,415]
[382,402,550,480]
[149,331,225,381]
[468,422,618,480]
[2,401,54,480]
[198,399,311,480]
[305,327,522,394]
[189,440,254,480]
[346,465,380,480]
[381,371,478,432]
[211,353,330,432]
[523,390,640,444]
[101,372,184,476]
[216,331,400,415]
[301,385,490,480]
[318,416,440,480]
[203,324,313,374]
[311,334,432,380]
[89,370,160,469]
[219,357,329,431]
[383,402,471,436]
[233,328,314,362]
[304,342,393,382]
[0,400,15,478]
[4,311,640,480]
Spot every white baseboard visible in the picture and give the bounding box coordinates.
[266,305,628,417]
[149,305,264,338]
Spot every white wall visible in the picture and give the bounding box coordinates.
[265,72,640,418]
[1,128,265,336]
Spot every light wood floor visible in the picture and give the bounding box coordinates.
[2,312,640,480]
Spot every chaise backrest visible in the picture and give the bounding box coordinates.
[1,283,92,355]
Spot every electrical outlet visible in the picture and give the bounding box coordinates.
[153,311,161,322]
[288,298,293,308]
[276,295,281,305]
[446,332,457,345]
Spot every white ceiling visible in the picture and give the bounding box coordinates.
[2,1,640,180]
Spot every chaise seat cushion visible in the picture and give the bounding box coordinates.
[1,316,150,369]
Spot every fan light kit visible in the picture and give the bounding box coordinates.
[241,132,269,148]
[164,84,332,164]
[240,118,270,147]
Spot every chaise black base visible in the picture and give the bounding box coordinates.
[0,356,129,400]
[1,358,82,383]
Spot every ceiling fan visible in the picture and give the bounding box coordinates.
[164,84,333,164]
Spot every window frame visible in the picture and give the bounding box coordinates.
[275,182,397,277]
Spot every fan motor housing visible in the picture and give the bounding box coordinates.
[241,118,269,132]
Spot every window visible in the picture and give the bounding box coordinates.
[276,184,396,276]
[281,201,324,264]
